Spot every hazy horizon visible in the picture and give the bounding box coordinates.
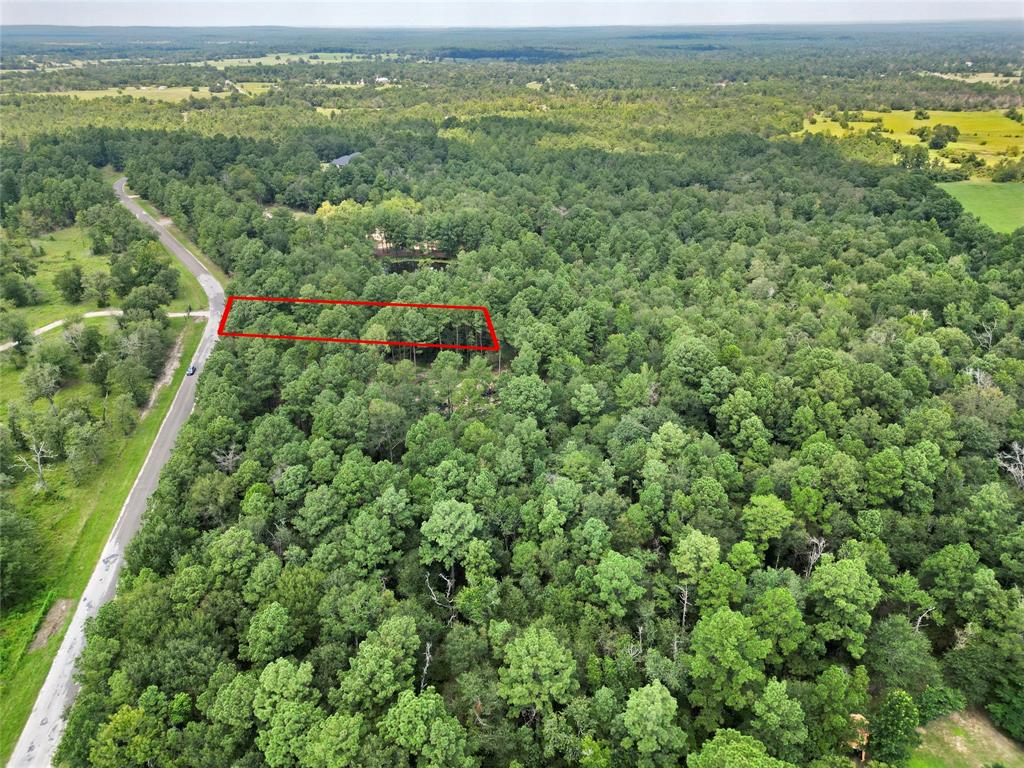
[3,1,1022,28]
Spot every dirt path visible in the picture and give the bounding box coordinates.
[140,321,193,418]
[27,600,73,652]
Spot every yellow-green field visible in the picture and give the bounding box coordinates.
[926,70,1022,87]
[16,226,207,330]
[235,81,276,94]
[23,85,227,101]
[939,180,1024,233]
[799,109,1024,170]
[909,711,1024,768]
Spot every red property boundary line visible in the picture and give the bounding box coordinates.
[217,295,500,351]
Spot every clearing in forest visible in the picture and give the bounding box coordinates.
[909,710,1024,768]
[938,180,1024,233]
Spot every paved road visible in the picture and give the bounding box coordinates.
[9,179,225,767]
[0,310,210,353]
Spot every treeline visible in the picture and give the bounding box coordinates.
[29,105,1022,768]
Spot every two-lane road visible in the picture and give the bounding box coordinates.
[9,179,225,767]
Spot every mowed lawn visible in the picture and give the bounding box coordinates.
[909,710,1024,768]
[801,109,1024,168]
[16,225,207,331]
[939,180,1024,233]
[0,316,205,762]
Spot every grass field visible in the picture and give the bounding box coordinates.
[0,316,205,763]
[25,85,227,101]
[926,71,1022,87]
[236,81,276,94]
[909,710,1024,768]
[16,225,207,331]
[800,109,1024,171]
[939,180,1024,233]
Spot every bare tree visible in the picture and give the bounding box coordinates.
[419,641,433,692]
[963,366,994,388]
[914,606,937,632]
[974,321,996,351]
[21,363,60,408]
[804,535,827,577]
[677,584,691,629]
[62,319,86,354]
[626,625,645,660]
[425,572,458,626]
[213,443,243,473]
[997,441,1024,490]
[17,435,55,492]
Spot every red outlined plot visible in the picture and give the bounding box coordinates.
[217,295,500,351]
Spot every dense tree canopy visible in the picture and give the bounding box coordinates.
[1,22,1022,768]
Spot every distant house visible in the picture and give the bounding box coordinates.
[330,152,361,167]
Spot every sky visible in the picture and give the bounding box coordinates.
[2,0,1022,27]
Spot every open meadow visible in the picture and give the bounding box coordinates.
[800,109,1024,171]
[939,180,1024,233]
[23,85,229,101]
[15,226,207,330]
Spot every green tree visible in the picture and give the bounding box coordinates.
[333,614,419,716]
[620,681,687,767]
[865,447,904,506]
[0,510,44,606]
[670,527,720,626]
[808,555,881,658]
[870,689,920,766]
[420,499,482,572]
[88,705,164,768]
[500,373,551,420]
[54,264,84,303]
[687,729,796,768]
[749,586,810,670]
[378,687,476,768]
[593,549,645,619]
[303,712,365,768]
[740,495,794,557]
[804,665,869,757]
[242,601,303,664]
[572,381,603,422]
[751,678,808,763]
[253,659,324,768]
[498,624,578,716]
[688,608,770,732]
[862,616,940,696]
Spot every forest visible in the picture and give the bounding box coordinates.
[1,22,1023,768]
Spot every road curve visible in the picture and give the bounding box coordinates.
[9,179,225,767]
